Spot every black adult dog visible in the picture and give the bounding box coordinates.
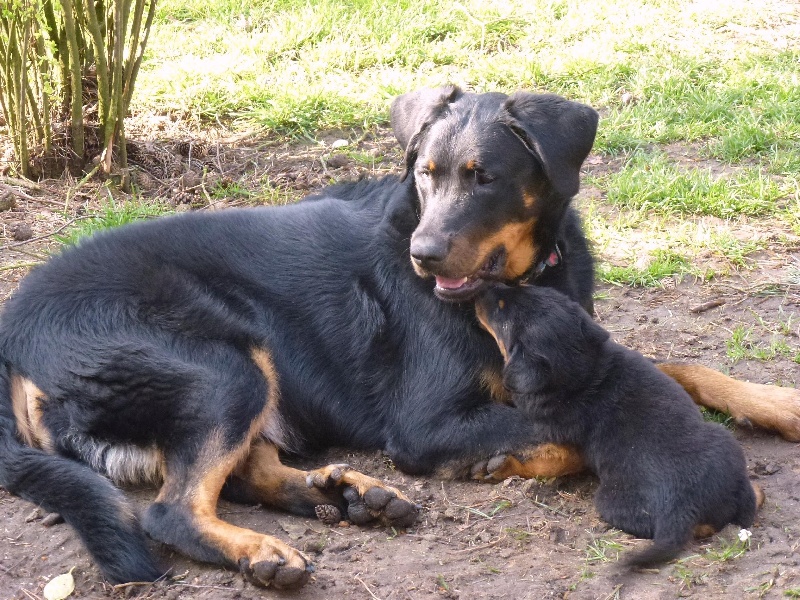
[0,86,797,588]
[475,284,763,566]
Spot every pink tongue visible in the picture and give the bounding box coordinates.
[435,276,469,290]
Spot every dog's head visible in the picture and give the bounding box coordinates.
[391,86,598,302]
[474,285,609,395]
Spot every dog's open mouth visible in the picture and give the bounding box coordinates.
[433,249,506,302]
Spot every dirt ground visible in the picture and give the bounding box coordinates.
[1,126,799,599]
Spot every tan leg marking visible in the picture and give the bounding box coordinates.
[154,346,311,589]
[752,482,765,509]
[9,374,52,450]
[157,424,311,589]
[476,443,585,482]
[693,524,717,538]
[479,365,512,405]
[231,438,336,509]
[305,463,411,501]
[692,482,765,539]
[183,437,310,588]
[658,363,800,441]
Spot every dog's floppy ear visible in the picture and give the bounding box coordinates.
[502,346,552,395]
[579,313,610,348]
[390,86,463,178]
[500,93,599,198]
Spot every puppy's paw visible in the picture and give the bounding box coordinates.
[471,444,585,482]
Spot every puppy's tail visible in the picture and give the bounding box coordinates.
[624,514,692,568]
[625,533,690,568]
[0,362,162,584]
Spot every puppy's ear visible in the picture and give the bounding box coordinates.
[502,346,552,395]
[579,313,610,348]
[390,86,463,179]
[500,93,599,198]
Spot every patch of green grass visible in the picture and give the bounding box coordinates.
[708,233,765,269]
[585,533,623,563]
[726,325,800,364]
[673,561,707,590]
[704,533,750,563]
[700,407,735,429]
[467,499,513,519]
[598,249,691,287]
[56,201,171,246]
[593,151,787,218]
[136,0,800,177]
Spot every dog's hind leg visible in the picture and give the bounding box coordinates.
[223,438,418,527]
[657,363,800,441]
[140,347,314,589]
[142,430,313,589]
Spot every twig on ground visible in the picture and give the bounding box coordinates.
[0,176,40,190]
[112,581,155,591]
[63,164,99,214]
[0,262,41,272]
[454,534,507,554]
[689,298,726,313]
[354,575,383,600]
[4,245,46,260]
[0,215,92,252]
[0,182,36,200]
[530,498,571,518]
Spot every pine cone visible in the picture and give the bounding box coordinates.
[315,504,342,525]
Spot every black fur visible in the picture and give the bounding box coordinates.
[0,87,598,582]
[0,364,161,582]
[476,284,758,566]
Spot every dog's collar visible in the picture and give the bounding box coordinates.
[518,243,562,284]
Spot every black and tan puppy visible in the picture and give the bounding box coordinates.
[475,284,761,566]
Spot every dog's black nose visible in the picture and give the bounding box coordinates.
[410,236,450,268]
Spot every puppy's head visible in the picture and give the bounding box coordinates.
[475,285,609,395]
[391,86,598,302]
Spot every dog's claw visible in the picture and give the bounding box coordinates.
[306,463,350,489]
[470,459,488,479]
[470,454,508,481]
[486,454,508,474]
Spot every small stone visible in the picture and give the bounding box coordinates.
[11,222,33,241]
[0,192,16,211]
[754,461,781,476]
[326,154,349,169]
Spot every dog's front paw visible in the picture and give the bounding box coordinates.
[238,537,314,590]
[306,464,419,528]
